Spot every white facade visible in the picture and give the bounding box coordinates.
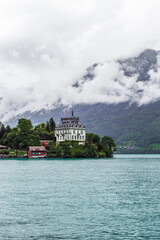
[55,115,86,145]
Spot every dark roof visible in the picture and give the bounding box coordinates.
[29,146,46,151]
[56,116,85,128]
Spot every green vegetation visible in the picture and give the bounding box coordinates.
[0,118,116,158]
[47,133,116,158]
[0,117,55,150]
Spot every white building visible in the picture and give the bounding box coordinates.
[55,111,86,145]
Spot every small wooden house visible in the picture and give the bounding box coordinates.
[28,146,47,158]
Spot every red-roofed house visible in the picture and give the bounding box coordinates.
[28,146,47,158]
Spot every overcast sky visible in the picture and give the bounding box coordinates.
[1,0,160,122]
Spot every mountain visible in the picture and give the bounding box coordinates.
[6,49,160,152]
[119,49,158,81]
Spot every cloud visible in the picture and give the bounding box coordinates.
[1,0,160,122]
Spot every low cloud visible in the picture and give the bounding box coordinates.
[64,59,160,106]
[1,0,160,123]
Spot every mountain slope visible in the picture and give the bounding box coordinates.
[6,49,160,151]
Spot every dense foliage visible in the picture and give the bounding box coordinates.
[0,117,55,150]
[0,118,116,158]
[48,133,116,158]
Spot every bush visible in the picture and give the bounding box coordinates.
[0,149,10,155]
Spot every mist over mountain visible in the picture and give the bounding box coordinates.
[4,49,160,150]
[77,49,159,84]
[119,49,158,81]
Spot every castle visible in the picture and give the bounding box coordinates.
[55,110,86,145]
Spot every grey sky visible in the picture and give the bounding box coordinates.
[1,0,160,122]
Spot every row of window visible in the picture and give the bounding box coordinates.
[57,135,85,141]
[58,125,83,128]
[31,152,43,155]
[56,130,84,134]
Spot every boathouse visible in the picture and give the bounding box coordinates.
[28,146,47,158]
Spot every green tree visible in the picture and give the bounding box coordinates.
[3,131,20,149]
[101,136,116,157]
[18,118,33,134]
[60,141,72,158]
[84,143,99,158]
[71,146,86,158]
[0,123,6,139]
[5,125,11,133]
[86,133,100,144]
[46,121,50,132]
[17,118,40,149]
[55,144,62,157]
[35,123,45,133]
[49,117,56,131]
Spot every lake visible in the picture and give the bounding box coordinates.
[0,154,160,239]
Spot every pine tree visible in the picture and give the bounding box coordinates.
[6,125,11,133]
[0,124,6,139]
[49,117,56,131]
[46,121,50,132]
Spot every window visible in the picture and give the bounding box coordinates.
[72,135,74,139]
[75,135,76,140]
[81,130,83,134]
[33,152,42,155]
[73,130,75,134]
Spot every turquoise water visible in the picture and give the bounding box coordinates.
[0,155,160,239]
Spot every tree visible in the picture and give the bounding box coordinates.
[46,121,50,132]
[101,136,116,157]
[71,146,86,158]
[60,141,72,158]
[17,118,40,149]
[84,143,99,158]
[86,133,100,144]
[55,145,62,157]
[0,123,6,139]
[92,134,100,144]
[3,131,20,149]
[5,125,11,133]
[35,123,45,133]
[49,117,56,131]
[18,118,33,134]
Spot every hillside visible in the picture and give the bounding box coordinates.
[6,49,160,151]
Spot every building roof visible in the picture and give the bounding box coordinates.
[40,140,50,142]
[28,146,46,151]
[56,116,85,129]
[0,145,9,149]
